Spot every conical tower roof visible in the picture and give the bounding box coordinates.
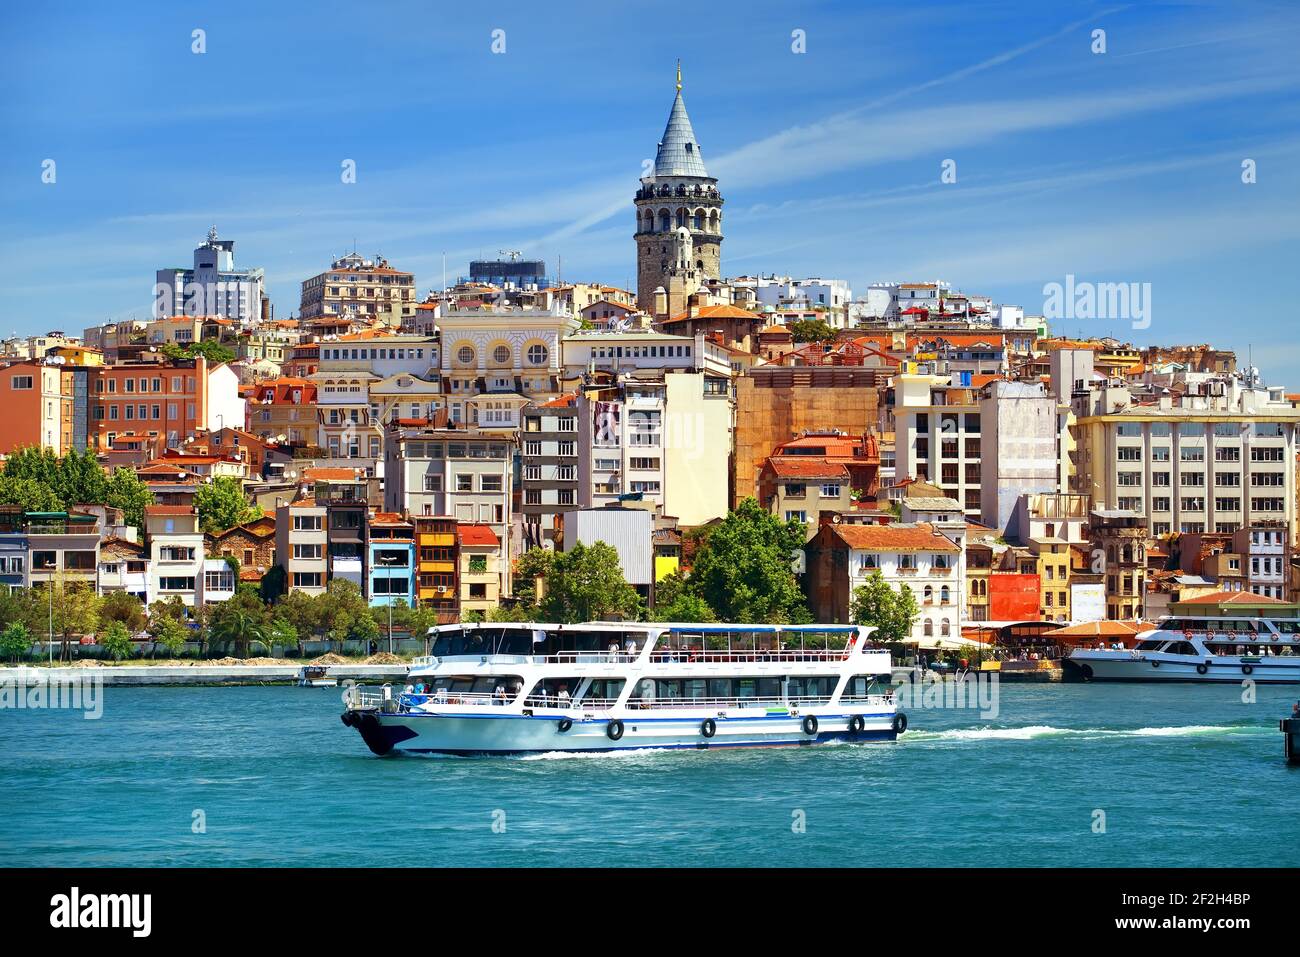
[653,67,709,178]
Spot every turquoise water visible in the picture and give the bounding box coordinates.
[1,681,1297,867]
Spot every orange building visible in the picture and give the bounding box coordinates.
[90,356,209,451]
[0,362,71,454]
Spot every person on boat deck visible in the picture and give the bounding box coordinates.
[434,686,448,702]
[557,684,571,705]
[625,638,638,659]
[607,640,620,662]
[493,683,507,704]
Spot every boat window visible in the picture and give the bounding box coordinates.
[525,677,581,704]
[1136,640,1165,651]
[582,679,625,702]
[1162,642,1197,656]
[1273,620,1300,633]
[845,675,884,698]
[431,627,536,656]
[787,676,837,699]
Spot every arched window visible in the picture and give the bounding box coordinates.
[941,585,951,604]
[924,585,933,602]
[675,208,687,228]
[526,344,548,366]
[658,209,671,231]
[941,620,951,637]
[456,345,474,366]
[709,210,720,232]
[492,344,511,365]
[693,208,704,230]
[924,620,934,637]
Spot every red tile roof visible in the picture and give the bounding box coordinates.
[302,467,366,482]
[830,523,960,553]
[766,458,850,480]
[458,524,499,547]
[145,505,195,516]
[662,304,764,325]
[1177,590,1291,605]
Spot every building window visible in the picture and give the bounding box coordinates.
[527,344,548,365]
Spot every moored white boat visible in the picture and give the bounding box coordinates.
[1065,612,1300,684]
[298,665,338,688]
[341,622,904,755]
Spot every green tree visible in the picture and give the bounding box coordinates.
[850,570,919,644]
[104,467,154,533]
[99,591,147,633]
[2,445,61,486]
[650,571,716,622]
[786,318,836,343]
[149,615,189,659]
[259,564,287,604]
[689,498,810,623]
[0,476,63,512]
[55,447,108,506]
[318,579,378,652]
[275,589,322,647]
[534,542,642,623]
[44,579,101,661]
[266,617,299,657]
[161,340,236,365]
[0,621,32,663]
[208,608,269,659]
[99,621,134,661]
[194,476,262,533]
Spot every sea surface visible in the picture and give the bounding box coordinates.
[2,680,1297,867]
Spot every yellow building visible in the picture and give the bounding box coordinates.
[414,515,457,619]
[457,523,501,617]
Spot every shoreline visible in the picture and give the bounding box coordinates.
[0,662,410,686]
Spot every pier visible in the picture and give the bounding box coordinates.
[1283,718,1300,764]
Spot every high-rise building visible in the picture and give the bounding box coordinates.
[155,226,265,323]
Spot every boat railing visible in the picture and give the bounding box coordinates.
[646,650,852,664]
[361,689,894,712]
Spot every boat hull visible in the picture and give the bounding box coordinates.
[1066,653,1300,684]
[342,707,900,756]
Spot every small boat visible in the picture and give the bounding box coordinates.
[297,665,337,688]
[1065,613,1300,684]
[341,621,904,756]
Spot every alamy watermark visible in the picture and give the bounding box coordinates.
[893,670,1000,719]
[1043,273,1151,330]
[1,668,103,719]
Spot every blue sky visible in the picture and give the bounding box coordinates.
[3,1,1299,383]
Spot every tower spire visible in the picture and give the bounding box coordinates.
[676,59,682,92]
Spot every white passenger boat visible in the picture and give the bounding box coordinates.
[1065,613,1300,684]
[341,622,904,755]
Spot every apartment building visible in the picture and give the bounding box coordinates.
[0,361,74,454]
[384,423,512,582]
[574,368,732,527]
[275,499,328,596]
[436,304,578,425]
[144,506,206,606]
[457,523,501,616]
[91,356,245,452]
[1072,381,1300,538]
[805,523,962,639]
[414,516,458,619]
[520,395,581,549]
[248,378,317,447]
[155,227,264,323]
[367,512,415,608]
[313,333,440,468]
[1014,492,1090,622]
[1090,508,1148,620]
[300,253,416,322]
[97,537,149,602]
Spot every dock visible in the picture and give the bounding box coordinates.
[0,663,410,687]
[1283,718,1300,764]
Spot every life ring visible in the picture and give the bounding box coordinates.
[700,718,716,738]
[801,715,819,736]
[1242,664,1253,675]
[892,713,908,734]
[557,717,573,733]
[848,715,866,733]
[606,719,625,741]
[1196,664,1209,675]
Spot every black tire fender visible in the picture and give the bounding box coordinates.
[801,715,819,736]
[1242,664,1253,675]
[892,713,908,735]
[1196,663,1209,675]
[557,717,573,733]
[848,715,866,733]
[606,719,625,741]
[700,718,716,738]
